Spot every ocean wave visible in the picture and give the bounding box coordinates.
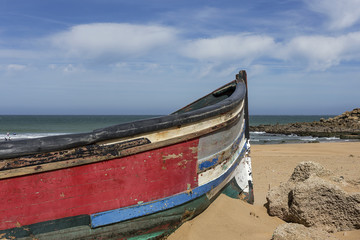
[321,136,340,140]
[299,137,317,141]
[250,131,266,135]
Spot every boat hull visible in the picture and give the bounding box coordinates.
[0,71,252,239]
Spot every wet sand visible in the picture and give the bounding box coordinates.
[168,142,360,240]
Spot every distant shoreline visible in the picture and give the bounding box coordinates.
[250,108,360,140]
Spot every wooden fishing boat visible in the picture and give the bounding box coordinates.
[0,70,253,239]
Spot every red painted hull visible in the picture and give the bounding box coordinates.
[0,139,199,230]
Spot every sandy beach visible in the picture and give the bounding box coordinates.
[168,142,360,240]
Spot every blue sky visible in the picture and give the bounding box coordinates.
[1,0,359,115]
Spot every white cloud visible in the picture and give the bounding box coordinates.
[305,0,360,30]
[6,64,27,71]
[46,63,83,73]
[2,21,360,75]
[181,34,276,61]
[279,32,360,70]
[63,64,77,73]
[50,23,178,58]
[181,31,360,71]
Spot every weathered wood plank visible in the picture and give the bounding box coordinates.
[0,138,150,171]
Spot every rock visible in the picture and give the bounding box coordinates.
[266,162,329,222]
[271,223,339,240]
[289,161,331,182]
[266,162,360,232]
[250,108,360,139]
[288,177,360,232]
[266,182,294,221]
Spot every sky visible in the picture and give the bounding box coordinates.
[0,0,359,115]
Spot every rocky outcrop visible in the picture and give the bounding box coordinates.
[271,223,339,240]
[266,162,360,233]
[250,108,360,139]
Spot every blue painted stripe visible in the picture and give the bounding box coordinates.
[198,127,245,171]
[90,143,247,228]
[198,157,219,171]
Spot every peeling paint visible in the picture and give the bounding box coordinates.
[181,210,195,222]
[189,147,198,154]
[162,153,183,161]
[177,159,190,167]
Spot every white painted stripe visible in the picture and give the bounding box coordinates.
[197,113,244,161]
[197,116,245,166]
[198,124,247,186]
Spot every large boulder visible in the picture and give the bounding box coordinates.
[288,177,360,232]
[266,162,360,232]
[266,162,331,222]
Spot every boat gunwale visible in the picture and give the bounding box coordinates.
[0,78,247,160]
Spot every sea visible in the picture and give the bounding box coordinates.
[0,115,355,144]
